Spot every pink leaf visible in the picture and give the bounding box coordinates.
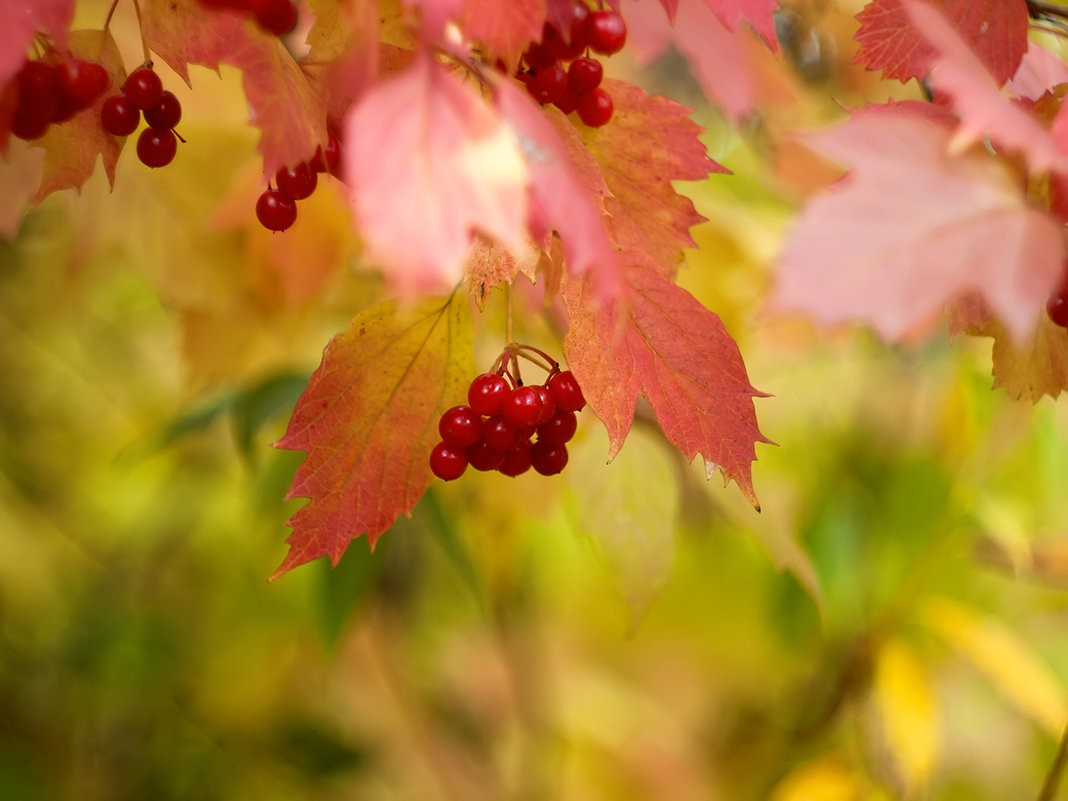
[1006,43,1068,102]
[0,0,72,89]
[702,0,779,48]
[345,51,529,295]
[772,111,1064,343]
[459,0,545,64]
[903,0,1068,174]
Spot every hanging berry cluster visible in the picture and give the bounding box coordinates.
[519,1,627,128]
[101,64,184,168]
[430,345,586,481]
[11,55,109,141]
[255,131,342,232]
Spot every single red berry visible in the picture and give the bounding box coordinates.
[1047,291,1068,327]
[498,440,533,477]
[531,441,568,476]
[587,9,627,55]
[123,67,164,110]
[12,61,58,141]
[529,63,567,105]
[503,386,543,427]
[143,90,182,129]
[542,22,584,62]
[565,0,591,50]
[438,405,483,449]
[567,57,603,95]
[548,370,586,411]
[57,59,109,107]
[537,409,577,444]
[430,442,468,481]
[251,0,298,35]
[482,415,522,452]
[136,127,178,168]
[101,94,140,136]
[532,385,555,424]
[275,162,318,200]
[256,188,298,231]
[313,130,342,174]
[467,440,506,472]
[468,373,510,416]
[522,43,556,71]
[554,92,580,114]
[577,87,613,127]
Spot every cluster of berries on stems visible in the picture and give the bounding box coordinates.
[517,1,626,128]
[10,50,110,141]
[100,64,185,168]
[430,344,586,481]
[255,130,342,232]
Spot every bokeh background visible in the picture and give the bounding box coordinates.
[3,1,1068,799]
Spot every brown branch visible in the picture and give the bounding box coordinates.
[1037,721,1068,801]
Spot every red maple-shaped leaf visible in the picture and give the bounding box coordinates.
[703,0,779,48]
[33,29,125,202]
[903,0,1068,174]
[772,110,1064,343]
[142,0,327,177]
[579,78,724,276]
[1007,43,1068,102]
[459,0,545,64]
[344,50,529,295]
[853,0,1027,85]
[562,264,769,509]
[494,76,624,298]
[0,0,72,90]
[272,294,473,578]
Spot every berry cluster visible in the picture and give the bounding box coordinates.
[519,1,627,128]
[255,131,341,232]
[101,64,184,168]
[430,346,586,481]
[197,0,298,37]
[11,56,109,141]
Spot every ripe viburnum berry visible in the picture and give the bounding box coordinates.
[503,386,543,426]
[136,127,178,168]
[276,162,318,200]
[537,409,577,444]
[548,370,586,412]
[143,90,182,129]
[438,405,483,448]
[498,441,533,477]
[577,88,614,127]
[123,66,164,110]
[11,61,58,141]
[587,9,627,55]
[256,188,298,231]
[531,441,568,476]
[101,95,140,136]
[567,57,603,95]
[468,373,510,416]
[1048,290,1068,327]
[430,442,467,481]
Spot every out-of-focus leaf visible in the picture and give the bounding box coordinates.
[229,372,310,462]
[873,638,939,790]
[921,597,1068,736]
[770,753,872,801]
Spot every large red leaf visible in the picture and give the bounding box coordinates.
[562,264,769,509]
[344,50,529,295]
[853,0,1027,85]
[579,78,724,277]
[459,0,545,64]
[772,110,1064,343]
[272,294,473,578]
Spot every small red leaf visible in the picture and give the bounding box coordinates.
[272,294,473,578]
[460,0,545,64]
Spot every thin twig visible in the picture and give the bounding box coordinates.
[1037,721,1068,801]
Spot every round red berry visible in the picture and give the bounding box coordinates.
[565,1,591,50]
[256,188,298,232]
[503,386,543,426]
[547,370,585,412]
[57,59,109,106]
[531,441,568,476]
[577,88,613,127]
[468,373,510,416]
[251,0,298,35]
[467,440,506,472]
[532,385,555,424]
[498,441,533,477]
[143,90,182,129]
[529,63,567,105]
[482,415,522,451]
[537,409,577,444]
[123,67,163,110]
[587,10,627,55]
[275,162,318,200]
[12,61,58,141]
[438,405,483,448]
[313,131,342,174]
[430,442,468,481]
[1048,291,1068,327]
[522,43,556,72]
[101,95,140,136]
[136,127,178,168]
[542,22,584,62]
[554,92,580,114]
[567,57,603,95]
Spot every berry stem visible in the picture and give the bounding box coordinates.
[101,0,122,39]
[132,0,152,64]
[505,283,514,345]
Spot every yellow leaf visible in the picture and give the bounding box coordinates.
[770,753,866,801]
[921,597,1068,736]
[873,638,939,790]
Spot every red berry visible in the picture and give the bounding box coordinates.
[136,127,177,168]
[143,90,182,129]
[256,188,298,231]
[532,385,555,424]
[542,22,584,62]
[531,441,568,476]
[567,57,603,95]
[251,0,298,35]
[548,370,585,412]
[498,440,533,477]
[123,67,163,110]
[537,409,577,444]
[468,373,509,416]
[522,43,556,72]
[587,10,627,55]
[1048,291,1068,327]
[430,442,468,481]
[101,95,140,136]
[529,63,567,105]
[564,1,591,50]
[554,92,580,114]
[577,87,613,127]
[438,405,483,448]
[57,59,109,107]
[503,386,543,426]
[482,415,522,451]
[467,440,506,472]
[275,162,318,200]
[12,61,58,141]
[313,131,341,174]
